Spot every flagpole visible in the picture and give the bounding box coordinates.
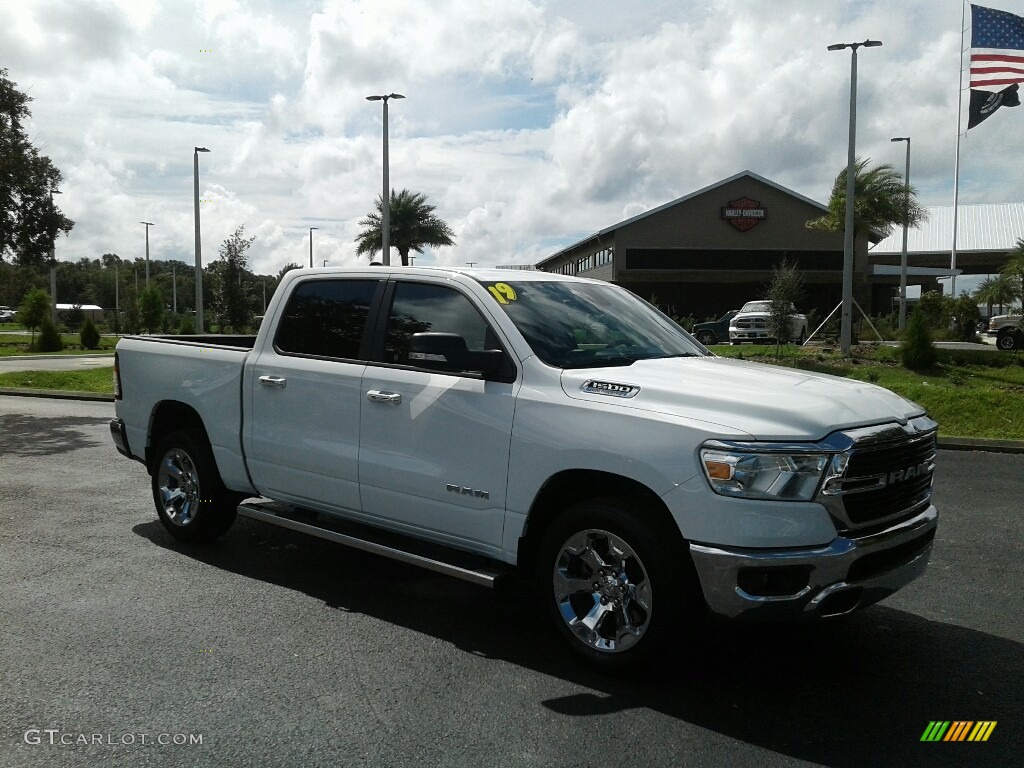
[951,0,968,297]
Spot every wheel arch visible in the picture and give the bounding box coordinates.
[516,469,684,575]
[145,400,210,472]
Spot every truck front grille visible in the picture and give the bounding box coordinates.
[819,420,938,531]
[735,318,767,329]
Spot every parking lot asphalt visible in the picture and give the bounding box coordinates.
[0,396,1020,768]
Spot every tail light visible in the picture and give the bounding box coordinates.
[113,352,122,400]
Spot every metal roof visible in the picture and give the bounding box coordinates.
[872,204,1024,254]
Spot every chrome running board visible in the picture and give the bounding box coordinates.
[237,499,509,588]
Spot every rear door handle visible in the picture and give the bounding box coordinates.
[366,390,402,404]
[259,375,287,389]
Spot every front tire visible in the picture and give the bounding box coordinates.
[696,330,715,345]
[997,328,1021,351]
[536,498,703,668]
[151,429,241,543]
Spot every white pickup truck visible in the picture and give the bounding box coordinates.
[111,267,938,667]
[729,300,808,345]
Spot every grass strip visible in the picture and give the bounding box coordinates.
[0,368,115,394]
[2,344,1023,440]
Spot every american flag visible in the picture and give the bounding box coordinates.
[971,4,1024,88]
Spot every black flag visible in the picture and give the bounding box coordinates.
[968,83,1021,129]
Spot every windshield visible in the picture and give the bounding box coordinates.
[740,301,772,313]
[477,279,705,368]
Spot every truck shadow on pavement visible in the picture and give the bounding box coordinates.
[0,414,109,456]
[134,517,1020,768]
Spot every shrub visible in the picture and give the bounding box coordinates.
[178,314,195,335]
[36,316,64,352]
[901,308,937,371]
[18,287,52,345]
[80,317,101,349]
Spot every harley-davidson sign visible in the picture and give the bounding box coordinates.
[721,197,768,232]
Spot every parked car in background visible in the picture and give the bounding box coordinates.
[0,306,15,323]
[729,301,808,344]
[691,309,739,345]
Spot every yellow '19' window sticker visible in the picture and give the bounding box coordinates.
[487,283,517,304]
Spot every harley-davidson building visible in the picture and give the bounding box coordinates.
[533,170,980,320]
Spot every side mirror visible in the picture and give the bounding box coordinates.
[409,333,506,378]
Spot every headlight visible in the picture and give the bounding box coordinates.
[700,446,829,501]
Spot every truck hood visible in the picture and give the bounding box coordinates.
[560,356,924,441]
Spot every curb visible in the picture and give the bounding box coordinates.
[0,387,114,403]
[1,387,1023,453]
[937,437,1024,454]
[1,353,115,361]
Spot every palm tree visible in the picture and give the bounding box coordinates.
[1001,238,1024,300]
[354,189,455,266]
[973,274,1019,316]
[806,158,927,239]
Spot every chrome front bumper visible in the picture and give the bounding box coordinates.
[689,505,938,620]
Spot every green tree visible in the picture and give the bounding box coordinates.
[80,317,100,349]
[951,292,982,341]
[916,291,951,331]
[17,287,51,344]
[355,189,455,266]
[139,286,164,333]
[998,238,1024,305]
[214,225,255,332]
[901,308,937,370]
[764,258,805,356]
[122,291,141,335]
[973,274,1018,317]
[0,69,75,265]
[36,315,63,352]
[806,158,927,240]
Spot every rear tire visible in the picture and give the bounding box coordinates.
[150,429,241,543]
[536,498,704,668]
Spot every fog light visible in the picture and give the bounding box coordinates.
[737,566,812,597]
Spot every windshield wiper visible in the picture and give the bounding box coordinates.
[562,355,637,369]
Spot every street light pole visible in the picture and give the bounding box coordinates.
[193,147,210,333]
[49,189,62,324]
[309,227,319,267]
[828,39,882,355]
[366,93,405,266]
[140,221,154,288]
[891,136,911,330]
[172,262,178,315]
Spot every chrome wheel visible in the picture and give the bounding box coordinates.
[552,529,652,654]
[156,447,202,527]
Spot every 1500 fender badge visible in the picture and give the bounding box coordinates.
[581,380,639,398]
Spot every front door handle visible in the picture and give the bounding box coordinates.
[259,375,287,388]
[366,390,402,404]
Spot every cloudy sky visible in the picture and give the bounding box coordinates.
[5,0,1023,281]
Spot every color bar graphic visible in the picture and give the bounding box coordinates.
[920,721,996,742]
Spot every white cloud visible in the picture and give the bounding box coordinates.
[3,0,1021,289]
